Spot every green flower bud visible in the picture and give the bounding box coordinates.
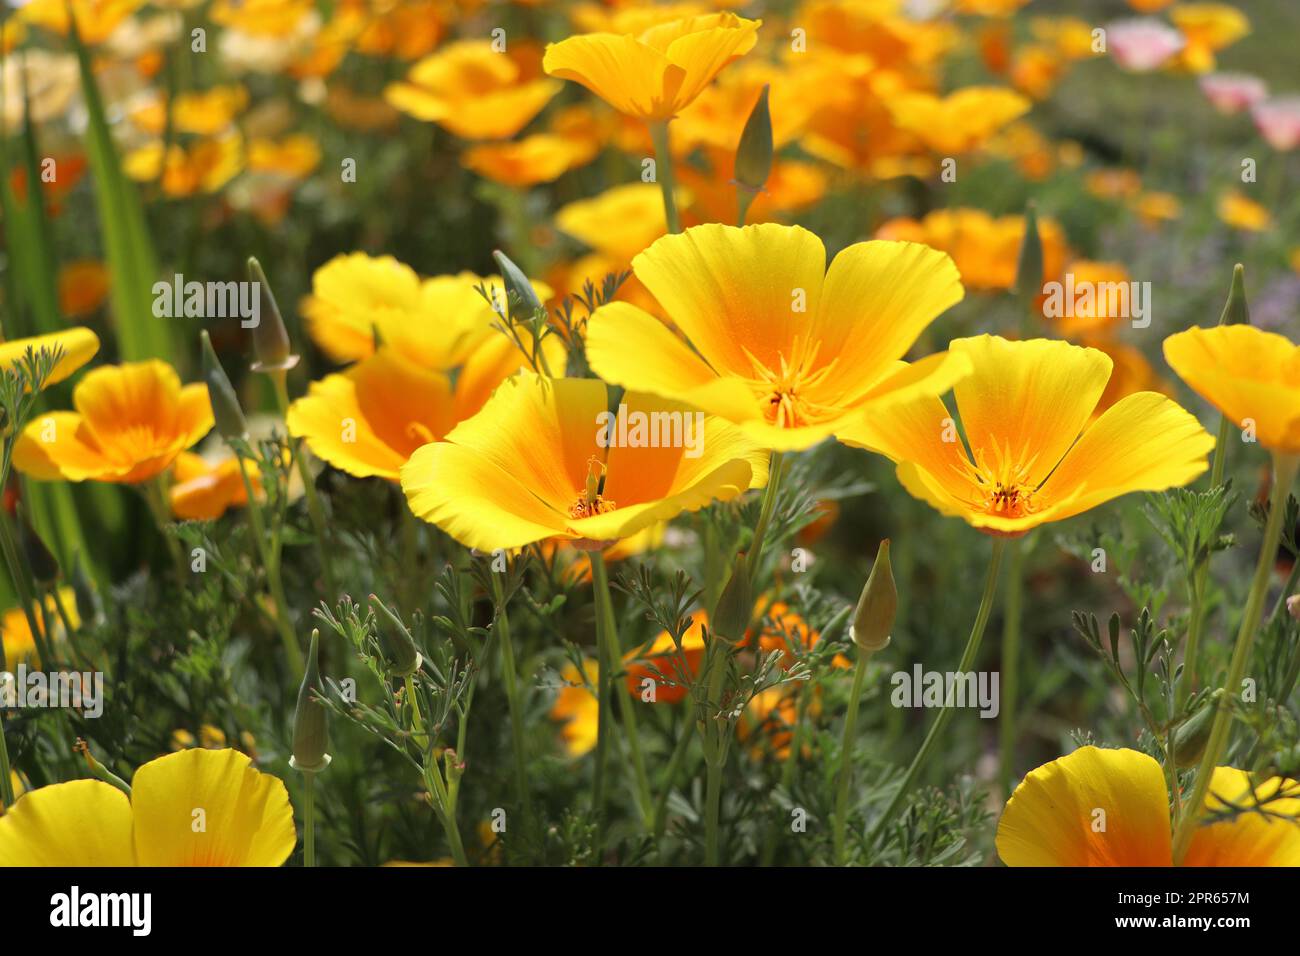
[851,539,896,653]
[290,629,331,773]
[247,257,299,373]
[492,250,543,322]
[734,84,773,193]
[1014,201,1043,300]
[1172,690,1223,769]
[712,553,752,645]
[17,511,59,587]
[1217,263,1250,326]
[370,594,422,677]
[199,330,248,442]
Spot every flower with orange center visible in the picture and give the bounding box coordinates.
[462,133,596,187]
[884,87,1031,155]
[838,335,1214,536]
[998,746,1299,866]
[14,360,213,484]
[1169,3,1250,74]
[401,372,768,551]
[169,450,261,520]
[1163,325,1300,455]
[623,610,707,704]
[542,12,760,122]
[385,40,560,140]
[287,348,456,482]
[585,223,972,452]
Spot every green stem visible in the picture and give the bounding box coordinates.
[270,371,336,598]
[144,477,185,580]
[1172,453,1299,864]
[489,571,531,820]
[701,637,730,866]
[648,121,681,234]
[234,452,302,676]
[652,713,695,843]
[422,763,469,867]
[303,772,316,867]
[0,712,14,808]
[748,451,785,587]
[867,538,1006,850]
[833,651,872,865]
[591,552,653,826]
[998,537,1024,796]
[737,188,756,228]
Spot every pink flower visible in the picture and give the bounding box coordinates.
[1199,72,1268,115]
[1106,18,1185,72]
[1251,96,1300,151]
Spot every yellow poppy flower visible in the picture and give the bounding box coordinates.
[997,746,1300,866]
[287,348,456,482]
[885,87,1031,155]
[1170,3,1250,74]
[462,133,596,186]
[128,84,249,136]
[1216,190,1271,232]
[14,360,213,484]
[247,133,322,178]
[584,223,971,452]
[0,327,99,386]
[401,372,768,551]
[1163,325,1300,454]
[123,134,244,197]
[555,183,676,263]
[0,748,296,866]
[1,588,78,666]
[542,12,760,122]
[169,450,259,520]
[19,0,141,45]
[302,253,552,369]
[838,335,1214,536]
[385,40,560,140]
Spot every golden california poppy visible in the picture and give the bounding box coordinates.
[1163,325,1300,454]
[624,610,707,704]
[838,335,1214,536]
[997,746,1299,866]
[385,40,560,140]
[287,348,456,481]
[542,13,760,122]
[169,450,260,520]
[401,372,768,551]
[0,748,296,866]
[584,223,971,451]
[884,87,1031,155]
[14,360,213,484]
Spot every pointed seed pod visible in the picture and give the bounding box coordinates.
[1217,263,1250,326]
[199,330,248,442]
[492,250,543,322]
[1014,201,1043,300]
[734,84,773,193]
[712,553,752,645]
[247,257,299,373]
[851,539,896,654]
[290,629,331,773]
[370,594,422,678]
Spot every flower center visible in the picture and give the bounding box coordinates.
[569,455,616,519]
[743,337,840,429]
[953,438,1042,519]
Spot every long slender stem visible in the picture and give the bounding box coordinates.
[748,451,785,587]
[0,712,14,808]
[867,538,1006,850]
[701,637,730,866]
[303,772,316,867]
[270,372,336,597]
[591,552,652,825]
[234,452,302,676]
[833,650,871,865]
[652,713,694,843]
[489,571,531,821]
[648,121,681,234]
[998,537,1024,796]
[1172,453,1299,864]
